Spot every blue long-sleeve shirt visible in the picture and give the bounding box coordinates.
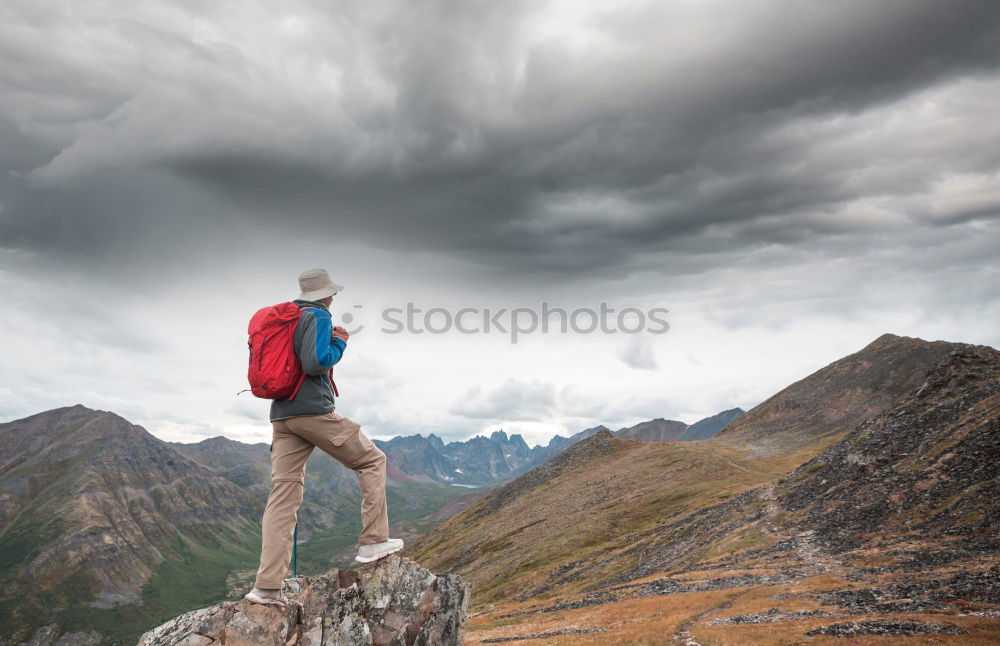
[270,299,348,421]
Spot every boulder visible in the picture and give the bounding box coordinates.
[137,556,469,646]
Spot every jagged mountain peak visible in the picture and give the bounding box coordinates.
[424,433,446,452]
[508,433,530,453]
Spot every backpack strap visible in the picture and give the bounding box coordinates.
[289,371,309,401]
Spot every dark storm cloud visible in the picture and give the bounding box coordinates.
[1,0,999,284]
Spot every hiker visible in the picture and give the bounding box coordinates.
[245,268,403,607]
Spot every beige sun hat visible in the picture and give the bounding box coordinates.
[298,268,344,300]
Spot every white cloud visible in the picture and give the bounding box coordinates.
[619,335,659,370]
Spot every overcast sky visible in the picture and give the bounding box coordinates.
[2,0,999,447]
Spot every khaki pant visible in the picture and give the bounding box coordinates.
[254,410,389,589]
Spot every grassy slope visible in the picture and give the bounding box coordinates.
[416,342,1000,644]
[408,433,811,605]
[408,337,1000,643]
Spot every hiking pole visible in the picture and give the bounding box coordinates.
[292,523,298,577]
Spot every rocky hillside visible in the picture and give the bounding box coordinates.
[778,342,999,555]
[138,556,469,646]
[406,427,790,605]
[593,343,1000,585]
[0,406,263,644]
[715,333,961,454]
[408,335,1000,643]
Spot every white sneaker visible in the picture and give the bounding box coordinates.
[355,537,404,563]
[244,587,289,606]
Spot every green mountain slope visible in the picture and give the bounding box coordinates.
[0,406,263,644]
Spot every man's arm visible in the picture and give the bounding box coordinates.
[298,309,347,376]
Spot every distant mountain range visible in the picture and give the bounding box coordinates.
[373,410,745,487]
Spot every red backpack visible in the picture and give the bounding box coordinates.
[245,303,340,400]
[246,302,307,400]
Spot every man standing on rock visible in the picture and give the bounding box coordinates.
[246,268,404,607]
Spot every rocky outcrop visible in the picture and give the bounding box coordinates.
[137,556,469,646]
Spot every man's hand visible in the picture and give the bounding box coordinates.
[332,325,350,342]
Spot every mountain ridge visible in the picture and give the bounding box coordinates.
[715,332,961,453]
[0,405,264,643]
[407,334,1000,643]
